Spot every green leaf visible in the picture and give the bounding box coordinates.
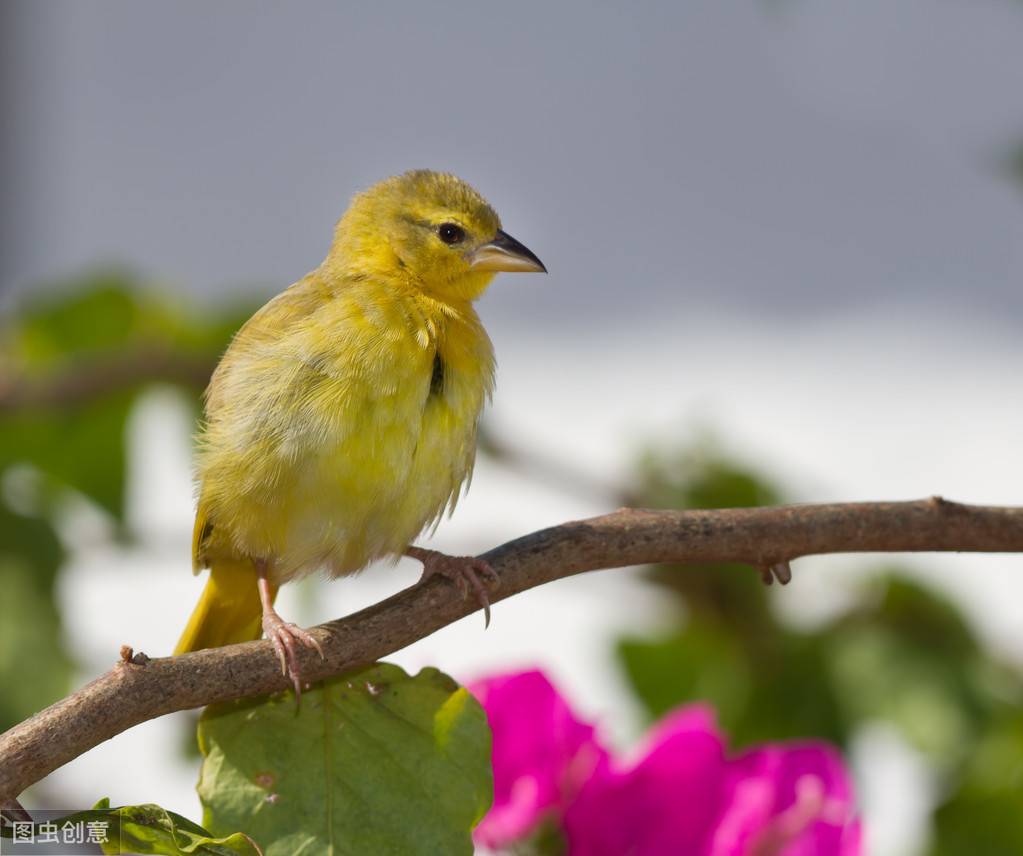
[619,570,1023,763]
[618,620,847,749]
[620,437,850,747]
[9,274,144,365]
[929,711,1023,855]
[197,663,493,856]
[4,269,251,370]
[0,798,260,855]
[619,622,752,726]
[633,438,783,626]
[0,502,71,730]
[509,818,568,856]
[0,490,64,591]
[103,801,261,856]
[827,574,1020,767]
[634,437,782,513]
[0,393,134,520]
[0,271,257,520]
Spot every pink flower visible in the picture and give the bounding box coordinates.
[468,670,609,849]
[711,743,862,856]
[470,670,861,856]
[563,705,728,856]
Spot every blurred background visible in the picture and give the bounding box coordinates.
[2,2,1022,854]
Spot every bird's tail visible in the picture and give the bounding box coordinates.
[174,558,277,654]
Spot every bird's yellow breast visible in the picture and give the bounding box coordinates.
[194,271,494,583]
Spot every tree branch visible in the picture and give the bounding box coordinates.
[0,347,214,411]
[2,497,1022,803]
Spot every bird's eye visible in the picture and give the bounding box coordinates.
[438,222,465,245]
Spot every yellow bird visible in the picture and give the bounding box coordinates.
[175,170,545,690]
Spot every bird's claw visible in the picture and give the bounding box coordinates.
[416,551,499,628]
[262,612,324,698]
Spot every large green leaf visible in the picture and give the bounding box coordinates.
[197,664,493,856]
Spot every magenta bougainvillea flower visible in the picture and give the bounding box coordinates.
[468,670,609,848]
[469,670,861,856]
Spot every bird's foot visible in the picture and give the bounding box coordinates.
[407,547,499,627]
[262,610,324,698]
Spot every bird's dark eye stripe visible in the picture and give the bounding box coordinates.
[438,222,465,245]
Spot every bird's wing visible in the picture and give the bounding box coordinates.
[192,273,436,567]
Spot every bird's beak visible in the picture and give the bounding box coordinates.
[469,229,547,273]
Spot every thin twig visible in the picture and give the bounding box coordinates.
[477,425,629,502]
[0,347,215,411]
[1,498,1021,803]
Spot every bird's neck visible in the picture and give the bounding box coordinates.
[321,253,489,323]
[314,259,480,347]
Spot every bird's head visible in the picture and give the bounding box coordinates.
[326,170,546,302]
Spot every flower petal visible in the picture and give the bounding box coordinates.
[469,669,608,848]
[710,742,861,856]
[565,705,728,856]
